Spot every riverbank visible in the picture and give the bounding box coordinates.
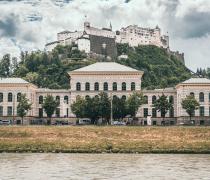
[0,126,210,153]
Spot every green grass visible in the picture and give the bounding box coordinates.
[0,126,210,153]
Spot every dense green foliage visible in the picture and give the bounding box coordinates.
[13,45,93,89]
[181,95,200,120]
[0,44,193,89]
[42,95,59,124]
[153,94,173,119]
[117,44,192,89]
[17,94,32,124]
[71,92,144,124]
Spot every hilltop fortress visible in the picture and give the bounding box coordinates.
[45,22,184,62]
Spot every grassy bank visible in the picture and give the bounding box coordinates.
[0,126,210,153]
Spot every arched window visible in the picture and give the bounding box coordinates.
[17,93,21,102]
[104,82,108,91]
[152,95,156,104]
[122,95,126,100]
[8,93,13,102]
[85,82,90,91]
[144,95,148,104]
[0,93,3,103]
[94,82,99,91]
[190,92,195,97]
[113,82,117,91]
[131,82,135,91]
[39,96,43,104]
[76,82,81,91]
[199,92,204,102]
[64,96,68,104]
[56,96,60,105]
[122,82,126,91]
[169,96,174,104]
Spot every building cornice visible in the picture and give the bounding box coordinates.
[176,83,210,89]
[69,71,143,76]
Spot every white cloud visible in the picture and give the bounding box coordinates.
[0,0,210,70]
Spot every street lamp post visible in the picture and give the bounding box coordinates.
[110,92,113,125]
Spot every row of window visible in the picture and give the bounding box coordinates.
[0,106,13,116]
[143,108,174,118]
[143,95,174,104]
[76,82,136,91]
[38,108,69,118]
[190,106,207,117]
[0,93,22,103]
[190,92,210,102]
[39,96,69,105]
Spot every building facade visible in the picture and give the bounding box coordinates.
[0,62,210,125]
[116,25,169,49]
[45,22,170,58]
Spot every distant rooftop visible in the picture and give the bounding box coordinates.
[0,78,29,84]
[181,78,210,84]
[71,62,142,73]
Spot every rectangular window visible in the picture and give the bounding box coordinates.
[0,106,3,116]
[199,106,205,117]
[56,108,60,118]
[143,108,148,118]
[39,108,43,118]
[0,93,3,103]
[152,108,157,118]
[170,108,174,118]
[7,106,12,116]
[209,107,210,117]
[66,108,69,118]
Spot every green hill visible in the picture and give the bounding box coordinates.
[116,44,192,89]
[0,44,192,89]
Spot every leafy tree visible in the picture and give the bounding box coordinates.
[126,93,145,118]
[42,95,59,125]
[181,95,200,121]
[153,94,173,123]
[0,54,11,77]
[112,96,127,120]
[17,94,32,125]
[71,96,87,119]
[98,92,111,123]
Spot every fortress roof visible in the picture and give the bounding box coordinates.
[71,62,143,73]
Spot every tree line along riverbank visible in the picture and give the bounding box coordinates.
[0,126,210,153]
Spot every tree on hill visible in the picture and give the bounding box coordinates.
[42,95,59,125]
[0,54,11,77]
[17,94,32,125]
[117,45,192,89]
[153,94,173,124]
[0,44,192,90]
[181,95,200,121]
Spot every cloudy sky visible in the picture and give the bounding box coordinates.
[0,0,210,71]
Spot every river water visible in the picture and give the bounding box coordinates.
[0,154,210,180]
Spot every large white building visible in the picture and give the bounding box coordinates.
[116,25,169,48]
[0,62,210,125]
[45,22,169,56]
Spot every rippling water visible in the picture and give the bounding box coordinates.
[0,154,210,180]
